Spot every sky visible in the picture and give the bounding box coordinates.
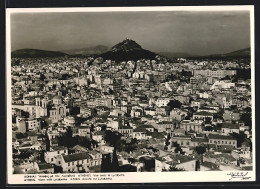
[10,10,251,56]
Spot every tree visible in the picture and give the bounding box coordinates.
[167,99,182,111]
[118,164,137,172]
[214,109,224,120]
[221,75,231,80]
[194,146,206,155]
[101,125,107,131]
[240,113,252,128]
[205,117,212,124]
[39,74,46,81]
[54,165,63,173]
[108,88,114,95]
[139,157,155,172]
[74,136,92,149]
[39,150,46,162]
[230,132,247,147]
[57,126,74,148]
[173,142,184,154]
[14,150,33,159]
[111,148,119,172]
[204,126,213,131]
[101,154,111,172]
[104,130,121,147]
[174,145,183,154]
[164,134,171,150]
[103,131,121,172]
[46,137,51,151]
[16,132,28,139]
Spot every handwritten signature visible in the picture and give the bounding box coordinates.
[227,172,251,181]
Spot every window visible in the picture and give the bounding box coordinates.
[68,162,70,166]
[58,151,60,154]
[51,158,53,162]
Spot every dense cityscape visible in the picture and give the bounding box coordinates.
[11,39,253,174]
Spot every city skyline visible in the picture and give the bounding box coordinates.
[11,10,250,56]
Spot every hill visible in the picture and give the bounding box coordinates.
[157,52,197,58]
[11,49,68,58]
[207,48,250,58]
[99,39,156,61]
[224,47,250,57]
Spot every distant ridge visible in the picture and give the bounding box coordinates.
[11,49,68,58]
[207,47,250,58]
[61,45,109,55]
[11,46,250,59]
[99,39,156,61]
[157,52,197,58]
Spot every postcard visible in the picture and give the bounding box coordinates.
[6,6,255,184]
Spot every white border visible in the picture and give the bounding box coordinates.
[6,6,255,184]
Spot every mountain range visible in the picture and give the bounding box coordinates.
[11,39,250,59]
[61,45,109,55]
[207,48,251,58]
[11,49,68,58]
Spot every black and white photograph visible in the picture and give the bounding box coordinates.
[6,6,255,184]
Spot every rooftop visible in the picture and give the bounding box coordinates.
[208,134,236,140]
[63,152,92,163]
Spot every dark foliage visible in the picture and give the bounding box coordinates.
[230,132,247,148]
[101,154,112,172]
[118,164,137,172]
[167,99,182,111]
[194,146,206,155]
[240,113,252,129]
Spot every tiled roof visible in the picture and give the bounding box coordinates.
[222,123,239,129]
[63,152,92,163]
[208,134,236,140]
[191,137,208,143]
[194,111,213,116]
[38,163,54,170]
[200,161,219,170]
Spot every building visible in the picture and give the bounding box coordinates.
[221,123,240,134]
[208,134,237,148]
[56,152,94,173]
[44,146,68,164]
[180,120,204,133]
[16,117,41,133]
[170,136,192,147]
[193,111,214,121]
[193,69,236,78]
